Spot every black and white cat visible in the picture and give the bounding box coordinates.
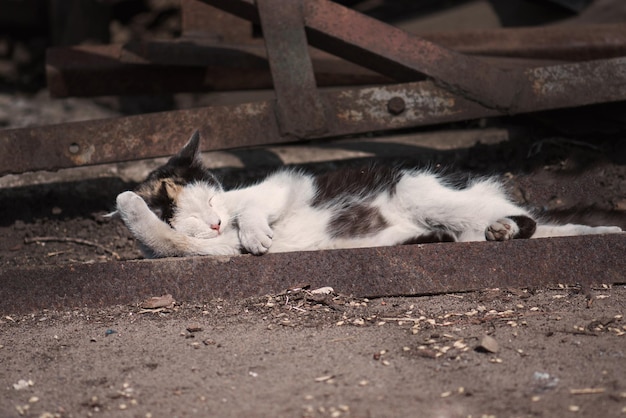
[115,131,622,258]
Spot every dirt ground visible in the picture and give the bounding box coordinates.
[1,2,626,417]
[1,285,626,418]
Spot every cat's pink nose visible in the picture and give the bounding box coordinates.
[210,221,221,232]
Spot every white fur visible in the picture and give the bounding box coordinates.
[116,169,623,258]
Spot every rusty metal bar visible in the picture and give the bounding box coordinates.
[257,0,327,138]
[1,79,495,176]
[1,235,624,315]
[516,58,626,112]
[181,0,252,41]
[419,23,626,62]
[0,100,277,175]
[202,0,519,111]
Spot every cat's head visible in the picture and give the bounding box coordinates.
[135,130,223,223]
[170,181,228,239]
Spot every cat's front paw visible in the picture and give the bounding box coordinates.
[485,218,520,241]
[239,223,274,255]
[116,191,150,223]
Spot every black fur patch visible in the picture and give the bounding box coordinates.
[144,154,220,190]
[312,165,403,207]
[330,205,388,238]
[508,215,537,239]
[401,231,456,245]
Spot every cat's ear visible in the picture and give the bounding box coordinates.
[170,130,202,167]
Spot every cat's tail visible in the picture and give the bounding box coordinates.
[533,223,622,238]
[532,208,624,238]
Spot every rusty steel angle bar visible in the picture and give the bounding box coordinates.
[256,0,327,138]
[515,57,626,113]
[201,0,520,110]
[418,23,626,62]
[1,79,498,176]
[1,235,624,315]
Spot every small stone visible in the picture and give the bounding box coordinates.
[310,286,334,295]
[140,294,175,309]
[477,335,499,353]
[13,379,33,390]
[186,324,203,333]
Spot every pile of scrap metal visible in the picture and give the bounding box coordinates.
[2,0,626,175]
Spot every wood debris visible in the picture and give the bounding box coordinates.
[569,388,605,395]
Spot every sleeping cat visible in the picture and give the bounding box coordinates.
[115,131,622,258]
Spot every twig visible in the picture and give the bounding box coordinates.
[380,317,425,322]
[24,236,120,260]
[569,388,605,395]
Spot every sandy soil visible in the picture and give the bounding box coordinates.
[1,285,625,417]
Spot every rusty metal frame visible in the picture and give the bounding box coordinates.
[1,235,624,315]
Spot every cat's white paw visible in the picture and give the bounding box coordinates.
[486,218,520,241]
[116,191,150,223]
[239,222,274,255]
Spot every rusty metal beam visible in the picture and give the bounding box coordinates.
[2,79,491,175]
[257,0,327,138]
[181,0,253,41]
[1,235,624,315]
[419,23,626,62]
